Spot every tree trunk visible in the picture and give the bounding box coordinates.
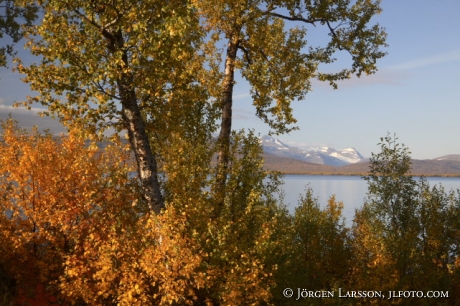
[107,30,164,214]
[118,82,165,214]
[215,35,239,212]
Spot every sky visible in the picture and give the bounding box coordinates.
[1,1,460,160]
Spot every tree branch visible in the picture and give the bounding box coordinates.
[325,20,344,51]
[266,11,323,25]
[266,11,349,52]
[238,44,252,65]
[72,8,102,30]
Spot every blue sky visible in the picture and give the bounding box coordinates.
[232,0,460,159]
[1,1,460,159]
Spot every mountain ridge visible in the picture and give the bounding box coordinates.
[261,152,460,176]
[4,136,455,176]
[261,135,364,166]
[260,136,460,176]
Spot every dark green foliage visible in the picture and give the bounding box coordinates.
[352,133,460,305]
[363,133,420,285]
[294,190,350,291]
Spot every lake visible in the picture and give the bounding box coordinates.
[280,175,460,226]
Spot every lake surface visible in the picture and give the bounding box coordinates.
[280,175,460,226]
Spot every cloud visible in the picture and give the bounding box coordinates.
[233,93,251,100]
[310,68,410,90]
[387,49,460,70]
[280,139,309,148]
[233,108,255,120]
[310,49,460,89]
[281,139,332,150]
[0,104,46,114]
[347,69,410,86]
[0,105,66,134]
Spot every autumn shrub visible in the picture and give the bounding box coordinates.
[162,130,290,305]
[0,264,14,306]
[94,130,294,305]
[0,121,296,305]
[0,119,138,304]
[350,134,460,305]
[295,191,350,288]
[0,120,213,305]
[271,189,352,306]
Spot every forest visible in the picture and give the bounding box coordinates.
[1,0,459,305]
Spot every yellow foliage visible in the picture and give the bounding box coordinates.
[0,118,136,303]
[0,121,284,305]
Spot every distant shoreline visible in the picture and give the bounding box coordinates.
[276,172,460,177]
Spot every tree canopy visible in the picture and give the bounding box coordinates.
[16,0,219,213]
[0,0,37,68]
[7,1,460,305]
[15,0,387,215]
[194,0,388,201]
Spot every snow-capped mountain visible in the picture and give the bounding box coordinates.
[261,135,364,166]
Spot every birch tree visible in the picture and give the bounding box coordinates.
[195,0,387,206]
[16,0,387,217]
[16,0,214,214]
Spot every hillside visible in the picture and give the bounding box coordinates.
[434,154,460,162]
[93,140,460,177]
[261,135,364,166]
[4,137,454,176]
[262,153,460,176]
[261,153,337,174]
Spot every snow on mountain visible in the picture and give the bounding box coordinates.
[433,154,460,161]
[260,135,364,166]
[261,136,290,149]
[330,147,364,164]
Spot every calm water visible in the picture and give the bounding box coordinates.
[281,175,460,225]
